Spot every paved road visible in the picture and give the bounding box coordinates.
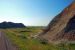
[0,31,18,50]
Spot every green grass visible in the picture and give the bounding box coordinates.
[1,27,75,50]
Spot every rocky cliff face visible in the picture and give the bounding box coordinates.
[0,22,26,28]
[38,1,75,43]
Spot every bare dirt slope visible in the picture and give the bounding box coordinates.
[38,1,75,43]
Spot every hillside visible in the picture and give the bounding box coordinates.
[38,1,75,43]
[0,21,26,28]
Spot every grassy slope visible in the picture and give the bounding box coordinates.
[1,27,75,50]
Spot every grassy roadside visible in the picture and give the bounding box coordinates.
[1,27,75,50]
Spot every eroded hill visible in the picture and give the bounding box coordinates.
[38,1,75,43]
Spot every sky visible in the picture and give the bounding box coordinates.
[0,0,73,26]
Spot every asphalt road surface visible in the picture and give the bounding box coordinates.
[0,31,18,50]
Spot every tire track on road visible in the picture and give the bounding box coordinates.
[0,31,18,50]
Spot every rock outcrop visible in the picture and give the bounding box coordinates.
[38,1,75,43]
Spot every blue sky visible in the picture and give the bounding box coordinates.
[0,0,73,26]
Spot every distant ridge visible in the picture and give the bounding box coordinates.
[0,21,26,28]
[38,1,75,43]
